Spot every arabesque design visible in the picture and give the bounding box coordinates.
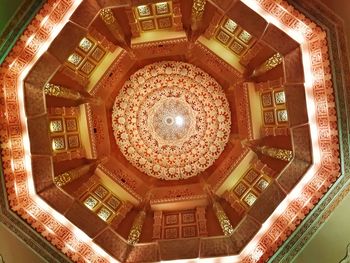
[112,61,231,180]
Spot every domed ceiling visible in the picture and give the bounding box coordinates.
[0,0,344,262]
[112,61,231,180]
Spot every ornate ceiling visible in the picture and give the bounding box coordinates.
[112,61,231,180]
[0,0,348,262]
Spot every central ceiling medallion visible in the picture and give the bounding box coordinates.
[112,61,231,180]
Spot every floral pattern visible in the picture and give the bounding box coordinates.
[112,61,231,180]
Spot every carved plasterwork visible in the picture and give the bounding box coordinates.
[192,40,244,84]
[0,0,341,262]
[112,61,231,180]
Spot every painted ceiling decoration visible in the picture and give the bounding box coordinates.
[112,61,231,180]
[0,0,344,262]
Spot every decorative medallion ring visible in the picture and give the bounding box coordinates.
[112,61,231,180]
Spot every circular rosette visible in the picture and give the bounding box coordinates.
[112,61,231,180]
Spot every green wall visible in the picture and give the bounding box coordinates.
[0,0,25,36]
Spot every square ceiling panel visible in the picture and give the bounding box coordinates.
[216,30,231,45]
[137,5,152,17]
[155,2,170,15]
[140,19,156,31]
[157,17,172,29]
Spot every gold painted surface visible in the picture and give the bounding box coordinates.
[257,146,293,162]
[127,210,146,244]
[212,201,234,236]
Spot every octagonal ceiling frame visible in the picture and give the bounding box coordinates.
[270,0,350,261]
[0,0,340,262]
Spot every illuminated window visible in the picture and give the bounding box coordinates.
[66,35,106,77]
[137,5,152,17]
[52,137,65,151]
[79,37,94,53]
[214,16,255,57]
[261,88,288,127]
[243,192,257,206]
[134,1,173,32]
[82,183,122,223]
[50,119,64,133]
[231,167,271,208]
[48,109,81,155]
[97,206,112,221]
[84,196,99,210]
[67,53,83,66]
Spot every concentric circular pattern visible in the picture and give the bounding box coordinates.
[112,61,231,180]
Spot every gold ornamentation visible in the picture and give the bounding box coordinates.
[265,53,283,69]
[44,83,82,100]
[100,8,115,24]
[127,210,146,245]
[100,8,128,47]
[253,53,283,77]
[212,201,234,236]
[192,0,206,20]
[53,172,71,187]
[257,146,293,162]
[54,163,96,187]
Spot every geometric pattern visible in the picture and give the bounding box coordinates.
[274,90,286,104]
[79,60,96,75]
[50,119,63,132]
[137,5,152,17]
[155,2,170,15]
[51,136,65,151]
[157,17,172,29]
[112,61,231,180]
[164,227,178,239]
[238,30,252,43]
[65,118,78,131]
[234,182,248,197]
[165,214,178,225]
[182,212,195,224]
[261,92,273,108]
[91,47,105,62]
[97,206,112,221]
[277,109,288,123]
[140,19,155,31]
[182,226,196,238]
[94,185,109,199]
[216,30,231,45]
[243,192,257,206]
[67,134,80,149]
[67,52,82,66]
[0,0,340,262]
[78,37,93,53]
[264,110,275,125]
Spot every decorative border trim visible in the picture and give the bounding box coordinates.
[237,0,340,261]
[0,0,45,64]
[270,0,350,261]
[0,0,340,262]
[0,0,117,262]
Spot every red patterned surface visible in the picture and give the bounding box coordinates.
[112,61,231,180]
[0,0,340,262]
